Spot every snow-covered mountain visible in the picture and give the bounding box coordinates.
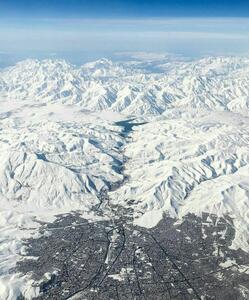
[110,110,249,251]
[1,56,249,115]
[1,56,249,299]
[0,100,126,298]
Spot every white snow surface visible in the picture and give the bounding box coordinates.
[1,55,249,298]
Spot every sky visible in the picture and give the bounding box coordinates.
[2,0,249,18]
[1,1,249,66]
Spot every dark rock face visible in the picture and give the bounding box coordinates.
[16,209,249,300]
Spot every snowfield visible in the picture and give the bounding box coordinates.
[1,55,249,298]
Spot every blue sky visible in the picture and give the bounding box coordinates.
[0,1,249,66]
[1,0,249,18]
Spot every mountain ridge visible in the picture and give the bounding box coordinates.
[2,56,249,115]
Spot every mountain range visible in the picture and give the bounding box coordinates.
[1,56,249,299]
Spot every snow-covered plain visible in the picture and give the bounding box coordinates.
[1,55,249,298]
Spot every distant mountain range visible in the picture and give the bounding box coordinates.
[1,56,249,115]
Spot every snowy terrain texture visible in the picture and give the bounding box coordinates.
[1,55,249,298]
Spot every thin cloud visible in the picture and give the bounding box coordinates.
[0,17,249,59]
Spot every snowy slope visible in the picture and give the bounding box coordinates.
[0,100,125,210]
[110,110,249,251]
[0,100,126,299]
